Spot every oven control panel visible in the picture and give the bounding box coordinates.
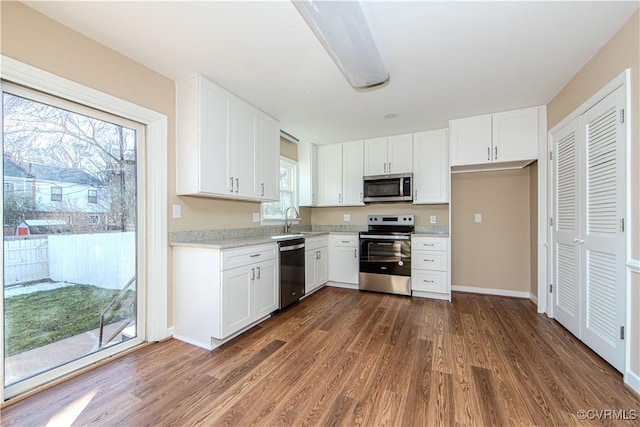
[367,214,414,226]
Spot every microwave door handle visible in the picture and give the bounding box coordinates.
[399,178,404,197]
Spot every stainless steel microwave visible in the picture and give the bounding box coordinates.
[363,173,413,203]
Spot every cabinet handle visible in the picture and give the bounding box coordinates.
[354,249,357,258]
[261,183,264,196]
[388,162,391,173]
[573,238,579,243]
[424,259,434,262]
[250,268,255,280]
[339,193,342,204]
[360,192,363,202]
[423,243,434,247]
[230,177,234,192]
[235,178,239,193]
[250,253,261,258]
[487,147,490,161]
[423,280,434,283]
[384,162,387,173]
[341,240,350,243]
[414,189,418,200]
[579,239,585,245]
[256,266,261,279]
[494,146,498,160]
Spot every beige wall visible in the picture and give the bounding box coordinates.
[451,168,532,293]
[547,10,639,375]
[311,204,449,227]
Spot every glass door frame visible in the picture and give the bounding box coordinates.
[0,56,169,402]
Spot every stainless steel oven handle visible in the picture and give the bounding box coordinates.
[360,235,410,240]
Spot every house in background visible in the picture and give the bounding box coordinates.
[3,156,111,234]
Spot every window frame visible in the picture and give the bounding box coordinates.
[88,189,98,203]
[261,156,299,225]
[50,186,62,201]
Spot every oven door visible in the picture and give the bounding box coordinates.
[359,234,411,276]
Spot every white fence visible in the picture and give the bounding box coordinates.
[4,237,49,285]
[4,232,136,290]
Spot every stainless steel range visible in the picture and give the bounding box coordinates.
[359,214,413,296]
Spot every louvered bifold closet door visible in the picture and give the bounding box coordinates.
[552,117,581,337]
[579,86,626,372]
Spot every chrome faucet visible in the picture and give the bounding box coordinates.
[284,206,300,233]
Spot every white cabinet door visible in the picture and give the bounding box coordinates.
[492,107,539,162]
[342,140,364,206]
[299,142,318,206]
[387,134,413,174]
[176,75,232,196]
[254,259,278,319]
[413,129,449,204]
[364,137,388,175]
[449,114,492,166]
[232,100,259,199]
[317,143,343,206]
[304,249,318,295]
[316,246,328,285]
[329,246,359,284]
[220,265,253,339]
[258,112,280,201]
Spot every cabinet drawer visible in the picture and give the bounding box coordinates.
[412,237,448,251]
[221,243,277,270]
[330,234,358,247]
[412,271,447,293]
[413,251,447,271]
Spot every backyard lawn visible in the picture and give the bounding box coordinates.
[4,284,135,357]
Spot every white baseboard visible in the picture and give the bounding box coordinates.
[166,327,174,338]
[326,281,358,290]
[451,285,531,299]
[529,293,538,305]
[625,370,640,395]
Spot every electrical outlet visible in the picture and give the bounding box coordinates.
[430,215,437,224]
[343,214,351,222]
[475,213,482,223]
[253,212,260,223]
[172,204,182,219]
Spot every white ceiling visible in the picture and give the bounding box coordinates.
[23,1,639,145]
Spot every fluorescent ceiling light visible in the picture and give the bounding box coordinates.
[292,0,389,89]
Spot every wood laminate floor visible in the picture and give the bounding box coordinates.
[2,287,639,426]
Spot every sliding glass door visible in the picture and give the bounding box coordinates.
[2,81,145,397]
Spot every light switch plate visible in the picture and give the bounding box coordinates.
[475,213,482,223]
[430,215,437,224]
[343,214,351,222]
[253,212,260,223]
[172,204,181,219]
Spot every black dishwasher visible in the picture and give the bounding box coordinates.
[278,238,305,309]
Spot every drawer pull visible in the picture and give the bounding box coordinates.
[424,259,434,262]
[423,280,434,283]
[341,240,350,243]
[250,254,261,258]
[423,243,434,246]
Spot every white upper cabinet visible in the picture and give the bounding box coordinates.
[413,129,449,204]
[298,142,318,207]
[363,134,413,175]
[491,107,540,162]
[258,112,280,201]
[449,114,492,166]
[342,140,364,206]
[317,141,364,207]
[317,143,343,206]
[450,106,543,169]
[176,74,279,201]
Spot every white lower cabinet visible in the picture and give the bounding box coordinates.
[328,234,359,284]
[173,243,278,350]
[304,236,328,295]
[411,235,450,301]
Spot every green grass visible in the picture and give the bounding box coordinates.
[4,285,135,357]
